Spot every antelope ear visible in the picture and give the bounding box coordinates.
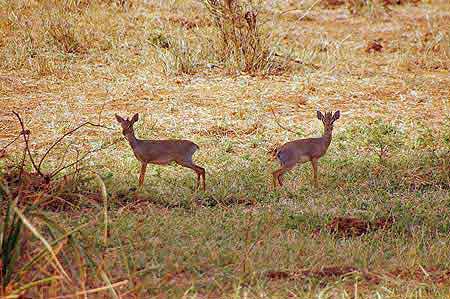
[333,110,341,121]
[115,114,125,123]
[317,111,324,121]
[131,113,139,123]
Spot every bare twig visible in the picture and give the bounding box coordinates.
[49,139,120,179]
[53,140,77,173]
[16,145,28,198]
[12,111,43,177]
[11,111,117,184]
[53,166,89,184]
[0,132,21,152]
[269,107,298,134]
[72,147,82,184]
[38,122,113,173]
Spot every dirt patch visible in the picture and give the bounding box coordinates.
[322,0,346,8]
[326,217,370,236]
[266,266,359,281]
[388,267,450,284]
[313,216,395,237]
[366,39,383,53]
[382,0,421,5]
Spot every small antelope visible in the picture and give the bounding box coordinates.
[115,113,206,191]
[273,110,340,188]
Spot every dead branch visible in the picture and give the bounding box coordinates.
[12,111,43,178]
[1,132,21,153]
[54,166,90,184]
[53,140,77,173]
[17,145,27,189]
[49,138,120,179]
[11,111,115,182]
[37,122,113,173]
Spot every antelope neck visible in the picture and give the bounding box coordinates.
[321,126,333,148]
[125,129,139,147]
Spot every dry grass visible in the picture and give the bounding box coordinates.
[1,0,450,298]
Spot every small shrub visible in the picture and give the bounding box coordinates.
[362,120,404,162]
[201,0,275,74]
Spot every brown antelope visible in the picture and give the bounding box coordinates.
[272,110,340,188]
[115,113,205,191]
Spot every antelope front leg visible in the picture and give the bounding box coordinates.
[139,163,147,188]
[311,158,318,188]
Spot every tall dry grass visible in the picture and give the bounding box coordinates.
[0,0,295,77]
[0,1,129,76]
[201,0,274,73]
